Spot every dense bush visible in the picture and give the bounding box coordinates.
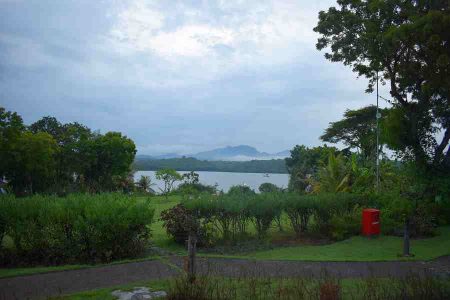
[283,193,314,237]
[311,193,366,235]
[160,204,207,245]
[178,191,372,244]
[329,206,362,240]
[248,193,282,238]
[177,183,217,194]
[162,189,438,246]
[0,193,154,266]
[258,182,281,193]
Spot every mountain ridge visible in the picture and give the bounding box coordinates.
[137,145,290,161]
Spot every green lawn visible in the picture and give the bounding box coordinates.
[51,279,171,300]
[204,226,450,261]
[146,195,186,253]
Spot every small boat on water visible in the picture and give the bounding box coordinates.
[263,173,270,178]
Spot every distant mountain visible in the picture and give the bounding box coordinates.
[274,150,291,157]
[191,145,267,161]
[137,145,290,161]
[153,153,182,159]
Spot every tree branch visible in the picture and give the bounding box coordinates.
[385,64,407,106]
[434,128,450,164]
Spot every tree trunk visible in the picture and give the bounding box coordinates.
[403,217,411,257]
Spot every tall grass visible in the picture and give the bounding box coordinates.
[165,273,450,300]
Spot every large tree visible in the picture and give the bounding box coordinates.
[12,132,58,194]
[285,145,339,192]
[30,117,93,188]
[0,107,25,180]
[314,0,450,170]
[84,132,137,191]
[320,105,387,160]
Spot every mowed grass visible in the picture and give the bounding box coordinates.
[145,195,185,253]
[208,226,450,261]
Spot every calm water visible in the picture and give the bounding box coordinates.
[134,171,289,193]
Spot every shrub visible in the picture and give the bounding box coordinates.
[0,193,154,266]
[311,193,365,236]
[177,183,217,195]
[160,204,207,245]
[329,206,362,240]
[186,192,252,242]
[227,185,255,196]
[258,183,280,193]
[283,193,314,237]
[248,193,281,238]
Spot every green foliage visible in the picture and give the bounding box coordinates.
[134,157,288,174]
[182,171,199,185]
[177,183,217,202]
[228,185,255,196]
[330,206,362,241]
[248,193,282,238]
[285,145,338,192]
[258,182,281,193]
[314,0,450,168]
[316,153,351,193]
[136,175,155,194]
[0,107,137,195]
[160,204,205,245]
[12,131,59,194]
[283,193,315,237]
[84,132,136,191]
[310,193,367,236]
[182,189,369,244]
[155,169,182,198]
[321,105,387,160]
[0,193,154,266]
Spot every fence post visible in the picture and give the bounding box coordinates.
[187,233,197,282]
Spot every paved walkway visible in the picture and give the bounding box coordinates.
[1,256,449,300]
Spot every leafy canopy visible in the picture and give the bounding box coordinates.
[314,0,450,168]
[321,105,387,160]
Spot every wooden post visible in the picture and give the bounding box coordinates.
[403,217,410,256]
[187,233,197,282]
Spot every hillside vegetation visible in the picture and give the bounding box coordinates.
[133,157,288,174]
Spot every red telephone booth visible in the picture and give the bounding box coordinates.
[362,208,380,236]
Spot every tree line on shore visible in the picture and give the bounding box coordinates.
[0,108,136,195]
[134,156,288,174]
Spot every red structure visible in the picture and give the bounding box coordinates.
[362,208,380,236]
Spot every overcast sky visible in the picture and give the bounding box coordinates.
[0,0,389,155]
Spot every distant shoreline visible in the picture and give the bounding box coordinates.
[133,169,289,174]
[133,157,288,174]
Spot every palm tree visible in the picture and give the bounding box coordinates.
[136,175,154,193]
[316,153,351,193]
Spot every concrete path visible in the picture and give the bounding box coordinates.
[1,256,449,300]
